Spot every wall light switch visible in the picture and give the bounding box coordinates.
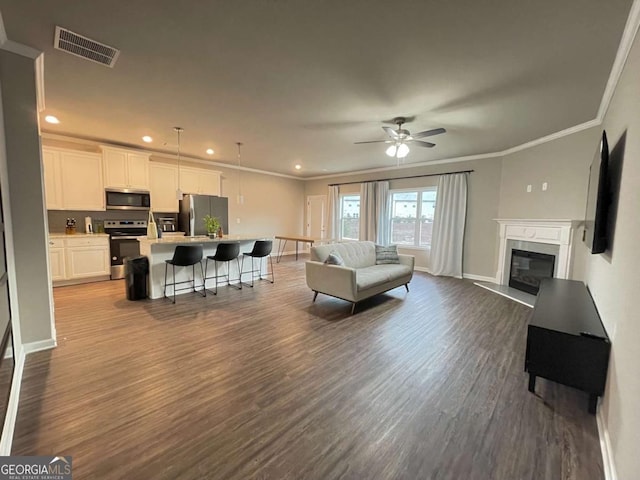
[236,218,241,224]
[526,184,532,193]
[542,182,548,191]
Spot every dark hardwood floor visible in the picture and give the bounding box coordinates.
[13,256,603,479]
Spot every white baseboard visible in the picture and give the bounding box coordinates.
[413,266,432,274]
[23,338,57,354]
[277,249,308,258]
[597,406,618,480]
[0,344,25,455]
[463,273,498,283]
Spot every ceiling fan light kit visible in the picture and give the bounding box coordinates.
[356,116,446,162]
[396,143,410,158]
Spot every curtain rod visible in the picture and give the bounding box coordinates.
[327,169,474,187]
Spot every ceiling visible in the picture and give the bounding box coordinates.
[0,0,633,177]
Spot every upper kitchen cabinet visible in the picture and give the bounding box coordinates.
[42,148,63,210]
[179,166,221,196]
[102,147,150,190]
[149,162,179,213]
[42,147,105,211]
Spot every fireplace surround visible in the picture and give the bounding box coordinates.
[495,219,579,285]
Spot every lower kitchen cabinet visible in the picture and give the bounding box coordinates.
[48,239,66,281]
[48,235,110,285]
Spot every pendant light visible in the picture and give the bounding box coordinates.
[174,127,184,200]
[236,142,244,205]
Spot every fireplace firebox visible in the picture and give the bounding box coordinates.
[509,249,555,295]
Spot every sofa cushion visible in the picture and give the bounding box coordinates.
[375,245,400,264]
[356,264,412,291]
[324,251,345,266]
[311,241,377,269]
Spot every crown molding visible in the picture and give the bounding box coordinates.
[304,151,501,181]
[597,0,640,120]
[500,119,601,156]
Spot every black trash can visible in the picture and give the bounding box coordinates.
[125,256,149,300]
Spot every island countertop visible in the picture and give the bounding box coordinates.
[138,234,272,246]
[138,235,272,299]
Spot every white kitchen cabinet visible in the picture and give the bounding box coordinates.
[149,162,179,213]
[102,147,150,190]
[48,235,110,285]
[198,169,221,196]
[48,238,66,281]
[59,150,105,210]
[179,166,221,196]
[42,147,105,211]
[179,166,200,194]
[42,149,64,210]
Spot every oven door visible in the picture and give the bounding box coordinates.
[109,236,142,279]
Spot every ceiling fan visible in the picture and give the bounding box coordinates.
[355,117,446,159]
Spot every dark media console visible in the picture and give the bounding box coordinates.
[525,279,610,414]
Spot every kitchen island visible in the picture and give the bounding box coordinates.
[138,235,272,299]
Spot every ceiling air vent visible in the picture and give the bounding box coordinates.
[54,26,120,68]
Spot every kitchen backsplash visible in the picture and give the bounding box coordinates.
[48,210,178,233]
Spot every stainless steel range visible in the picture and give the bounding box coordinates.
[104,220,147,279]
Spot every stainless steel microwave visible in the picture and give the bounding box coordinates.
[105,188,151,210]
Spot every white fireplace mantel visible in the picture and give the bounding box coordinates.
[495,219,582,285]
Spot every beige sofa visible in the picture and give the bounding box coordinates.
[305,241,415,314]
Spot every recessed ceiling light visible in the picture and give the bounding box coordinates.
[206,148,214,155]
[295,164,302,170]
[45,115,60,124]
[142,135,153,143]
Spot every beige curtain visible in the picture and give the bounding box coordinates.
[327,185,340,239]
[359,181,389,243]
[430,173,468,277]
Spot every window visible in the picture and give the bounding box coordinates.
[390,188,437,247]
[339,194,360,240]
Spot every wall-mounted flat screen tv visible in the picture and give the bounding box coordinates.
[583,131,609,254]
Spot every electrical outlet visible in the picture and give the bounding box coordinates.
[526,184,532,193]
[542,182,548,191]
[236,218,241,224]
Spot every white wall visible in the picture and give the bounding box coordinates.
[0,50,54,347]
[580,22,640,480]
[499,127,600,220]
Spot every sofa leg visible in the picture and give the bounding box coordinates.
[312,291,318,302]
[351,303,356,315]
[405,284,409,292]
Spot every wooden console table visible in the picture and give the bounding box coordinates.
[525,278,610,414]
[274,235,334,262]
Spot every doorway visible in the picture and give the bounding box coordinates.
[306,195,327,239]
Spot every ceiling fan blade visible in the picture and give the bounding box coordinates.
[354,140,393,144]
[413,127,446,138]
[411,140,436,148]
[382,126,400,139]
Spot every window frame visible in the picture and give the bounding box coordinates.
[388,187,437,249]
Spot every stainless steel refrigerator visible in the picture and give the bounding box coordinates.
[178,195,229,236]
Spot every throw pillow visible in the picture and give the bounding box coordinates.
[324,251,345,266]
[375,245,400,264]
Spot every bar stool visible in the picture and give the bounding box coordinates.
[241,240,275,287]
[163,245,205,304]
[204,242,242,295]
